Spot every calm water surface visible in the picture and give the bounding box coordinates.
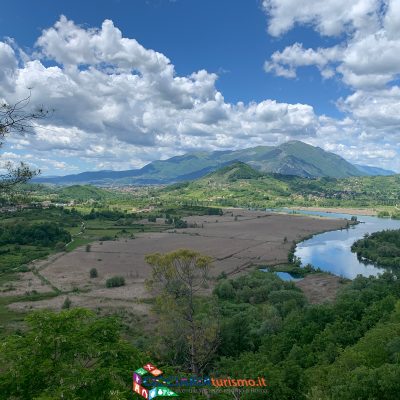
[272,209,400,279]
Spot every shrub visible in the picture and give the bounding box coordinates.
[173,218,188,229]
[89,268,98,278]
[99,235,113,241]
[55,242,67,251]
[62,297,72,309]
[86,244,91,252]
[18,265,30,273]
[106,276,125,288]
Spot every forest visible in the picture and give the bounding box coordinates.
[352,229,400,269]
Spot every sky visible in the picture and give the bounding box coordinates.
[0,0,399,175]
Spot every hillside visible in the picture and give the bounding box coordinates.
[159,166,400,210]
[204,161,264,182]
[33,141,381,185]
[10,184,131,204]
[354,164,395,176]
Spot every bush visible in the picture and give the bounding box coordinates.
[89,268,98,278]
[55,242,66,251]
[85,244,91,252]
[99,235,113,241]
[173,218,188,229]
[18,265,30,273]
[62,297,72,309]
[106,276,125,288]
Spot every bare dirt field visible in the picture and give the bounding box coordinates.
[5,209,348,313]
[295,273,344,304]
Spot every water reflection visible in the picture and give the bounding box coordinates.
[270,209,400,279]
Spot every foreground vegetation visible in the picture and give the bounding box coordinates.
[1,265,400,399]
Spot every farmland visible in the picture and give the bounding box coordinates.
[0,208,347,322]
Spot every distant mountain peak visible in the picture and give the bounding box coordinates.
[34,140,386,186]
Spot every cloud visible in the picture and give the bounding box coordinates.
[262,0,380,37]
[0,16,325,173]
[264,43,342,79]
[0,42,18,92]
[0,14,399,173]
[263,0,400,90]
[262,0,400,171]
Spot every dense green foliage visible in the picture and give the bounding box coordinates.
[0,308,145,399]
[1,241,400,399]
[0,222,71,247]
[352,230,400,268]
[106,276,125,288]
[213,271,400,399]
[0,208,79,272]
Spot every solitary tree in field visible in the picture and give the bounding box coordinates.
[0,95,49,190]
[146,249,220,374]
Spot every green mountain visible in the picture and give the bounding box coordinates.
[204,161,263,182]
[34,140,373,185]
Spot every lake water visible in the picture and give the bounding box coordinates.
[271,209,400,279]
[260,268,303,281]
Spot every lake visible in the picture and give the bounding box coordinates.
[272,209,400,279]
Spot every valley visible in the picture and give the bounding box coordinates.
[1,145,400,400]
[2,2,400,397]
[1,208,347,320]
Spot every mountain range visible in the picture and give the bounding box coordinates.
[34,141,395,185]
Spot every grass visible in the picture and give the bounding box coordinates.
[0,291,60,335]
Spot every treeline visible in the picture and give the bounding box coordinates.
[161,205,223,216]
[83,208,127,221]
[351,229,400,268]
[0,222,71,247]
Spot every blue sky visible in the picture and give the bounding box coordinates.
[0,0,399,174]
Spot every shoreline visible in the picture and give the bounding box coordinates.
[290,206,377,216]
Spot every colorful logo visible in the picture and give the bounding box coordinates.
[133,363,178,399]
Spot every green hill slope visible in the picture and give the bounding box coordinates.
[159,166,400,210]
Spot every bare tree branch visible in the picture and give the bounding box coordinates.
[0,94,49,192]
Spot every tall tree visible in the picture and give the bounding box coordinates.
[146,249,220,374]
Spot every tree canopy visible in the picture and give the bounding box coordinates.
[0,308,145,400]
